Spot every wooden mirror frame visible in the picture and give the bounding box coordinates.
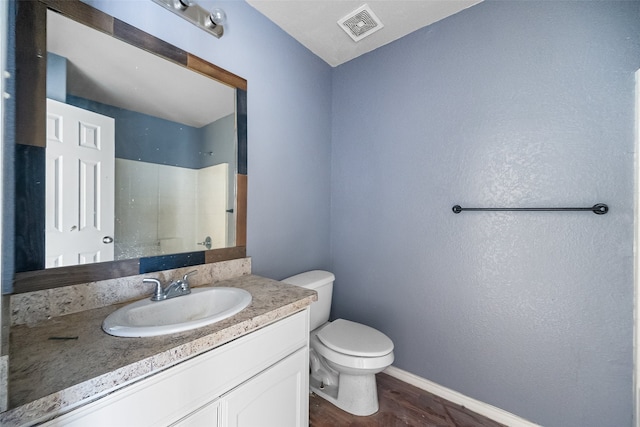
[12,0,247,294]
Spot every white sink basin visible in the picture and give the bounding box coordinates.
[102,287,252,338]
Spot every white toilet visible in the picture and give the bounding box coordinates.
[283,270,394,416]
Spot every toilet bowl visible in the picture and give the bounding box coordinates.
[282,271,394,416]
[309,319,394,416]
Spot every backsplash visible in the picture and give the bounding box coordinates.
[10,258,251,326]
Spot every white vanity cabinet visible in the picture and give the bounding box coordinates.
[41,310,310,427]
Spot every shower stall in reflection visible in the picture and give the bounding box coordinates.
[115,159,230,259]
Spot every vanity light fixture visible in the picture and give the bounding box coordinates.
[151,0,227,38]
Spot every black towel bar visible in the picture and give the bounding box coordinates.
[452,204,608,215]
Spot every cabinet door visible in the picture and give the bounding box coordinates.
[224,347,308,427]
[172,400,220,427]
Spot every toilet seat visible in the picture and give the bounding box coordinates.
[311,319,394,371]
[317,319,394,357]
[310,333,394,371]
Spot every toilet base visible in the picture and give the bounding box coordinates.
[310,372,379,416]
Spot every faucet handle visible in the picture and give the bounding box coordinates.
[143,278,165,301]
[182,270,198,285]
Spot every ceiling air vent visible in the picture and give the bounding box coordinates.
[337,4,384,42]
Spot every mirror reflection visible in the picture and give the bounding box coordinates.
[45,11,237,268]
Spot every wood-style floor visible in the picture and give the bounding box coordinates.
[309,373,506,427]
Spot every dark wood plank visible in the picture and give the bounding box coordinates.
[43,0,114,35]
[14,259,140,293]
[309,373,506,427]
[139,251,205,274]
[205,246,246,264]
[188,54,247,91]
[15,0,46,148]
[237,89,248,175]
[236,175,247,247]
[114,19,187,66]
[14,145,45,273]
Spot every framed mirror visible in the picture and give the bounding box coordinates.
[12,0,247,293]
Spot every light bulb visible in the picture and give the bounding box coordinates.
[175,0,196,10]
[209,8,227,27]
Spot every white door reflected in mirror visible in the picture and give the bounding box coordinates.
[45,98,115,268]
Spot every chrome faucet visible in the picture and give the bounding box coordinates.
[143,270,198,301]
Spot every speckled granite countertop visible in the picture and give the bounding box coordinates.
[1,275,316,426]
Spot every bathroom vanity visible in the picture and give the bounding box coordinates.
[42,311,308,427]
[1,273,316,426]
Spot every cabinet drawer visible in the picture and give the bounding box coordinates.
[42,310,309,427]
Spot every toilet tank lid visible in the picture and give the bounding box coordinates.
[281,270,335,289]
[317,319,394,357]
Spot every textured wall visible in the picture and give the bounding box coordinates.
[331,2,639,426]
[85,0,333,279]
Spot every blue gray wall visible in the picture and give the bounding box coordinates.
[84,0,333,278]
[331,2,640,427]
[200,114,235,169]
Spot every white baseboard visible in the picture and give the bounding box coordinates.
[383,366,541,427]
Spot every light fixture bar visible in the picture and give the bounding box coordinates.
[151,0,224,39]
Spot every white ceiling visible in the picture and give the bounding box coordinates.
[246,0,482,67]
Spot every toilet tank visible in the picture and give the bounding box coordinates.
[282,270,334,331]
